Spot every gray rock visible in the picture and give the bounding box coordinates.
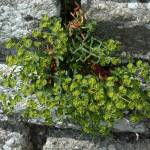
[113,118,148,133]
[43,137,99,150]
[114,140,150,150]
[0,0,60,56]
[0,114,8,121]
[108,144,116,150]
[0,127,32,150]
[81,0,150,61]
[43,135,150,150]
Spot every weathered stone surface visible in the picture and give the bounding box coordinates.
[113,118,148,133]
[43,130,150,150]
[0,0,60,56]
[1,121,150,150]
[43,138,150,150]
[43,137,100,150]
[0,126,32,150]
[0,106,32,149]
[81,0,150,60]
[43,138,114,150]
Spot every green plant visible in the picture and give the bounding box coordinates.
[0,13,150,136]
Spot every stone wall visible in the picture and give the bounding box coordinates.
[0,1,150,149]
[0,118,150,150]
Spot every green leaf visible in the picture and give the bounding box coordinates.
[119,86,127,95]
[34,41,41,47]
[24,39,32,48]
[5,39,15,49]
[6,56,16,66]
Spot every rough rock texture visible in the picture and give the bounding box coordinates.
[43,129,150,150]
[43,137,150,150]
[1,122,150,150]
[81,0,150,60]
[0,0,60,56]
[0,128,32,150]
[43,137,100,150]
[113,118,149,133]
[0,118,33,150]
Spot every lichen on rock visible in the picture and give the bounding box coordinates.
[0,0,60,56]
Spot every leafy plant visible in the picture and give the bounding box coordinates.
[0,11,150,136]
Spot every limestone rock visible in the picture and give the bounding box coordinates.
[0,0,60,56]
[113,118,148,133]
[0,127,32,150]
[81,0,150,60]
[43,135,150,150]
[43,137,99,150]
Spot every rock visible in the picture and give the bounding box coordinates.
[0,114,8,121]
[0,103,32,149]
[114,140,150,150]
[113,118,148,133]
[81,0,150,61]
[0,127,32,150]
[43,130,150,150]
[1,123,150,150]
[108,144,116,150]
[0,0,60,56]
[43,137,99,150]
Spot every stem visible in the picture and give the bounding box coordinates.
[119,96,130,103]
